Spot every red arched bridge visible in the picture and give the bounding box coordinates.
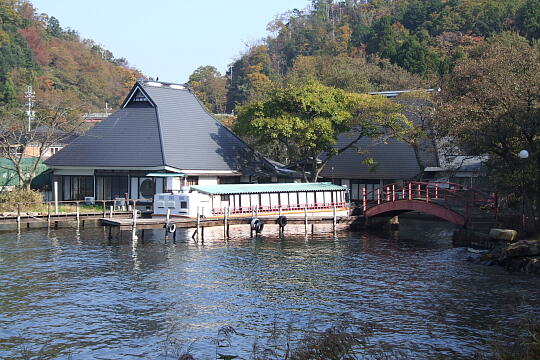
[361,181,497,227]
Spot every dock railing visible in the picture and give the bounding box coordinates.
[212,201,348,216]
[0,198,149,225]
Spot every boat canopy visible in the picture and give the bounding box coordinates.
[191,182,346,195]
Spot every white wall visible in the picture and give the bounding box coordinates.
[199,176,218,185]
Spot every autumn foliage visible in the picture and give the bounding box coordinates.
[0,0,143,110]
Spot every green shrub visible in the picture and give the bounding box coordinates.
[0,188,43,212]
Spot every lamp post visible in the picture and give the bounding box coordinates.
[519,150,529,231]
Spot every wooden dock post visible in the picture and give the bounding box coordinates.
[196,206,200,241]
[223,206,228,239]
[304,207,308,234]
[165,209,171,241]
[333,204,336,232]
[226,207,230,238]
[16,203,21,232]
[132,207,137,228]
[47,202,51,228]
[54,181,59,215]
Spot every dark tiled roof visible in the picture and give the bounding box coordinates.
[319,95,438,180]
[45,107,164,167]
[320,136,421,180]
[142,85,262,171]
[46,81,273,174]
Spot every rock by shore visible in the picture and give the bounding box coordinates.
[456,229,540,274]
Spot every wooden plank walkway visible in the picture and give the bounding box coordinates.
[0,211,132,226]
[100,215,356,231]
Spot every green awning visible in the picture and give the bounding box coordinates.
[146,172,185,177]
[191,182,347,195]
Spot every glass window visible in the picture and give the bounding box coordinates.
[187,176,199,186]
[130,177,139,199]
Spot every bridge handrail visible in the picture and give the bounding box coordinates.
[360,181,497,217]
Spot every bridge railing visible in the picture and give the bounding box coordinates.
[361,181,497,217]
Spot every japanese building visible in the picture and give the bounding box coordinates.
[45,80,295,201]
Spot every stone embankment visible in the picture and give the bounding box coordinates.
[454,228,540,274]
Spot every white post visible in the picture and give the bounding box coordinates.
[196,206,200,240]
[53,181,59,215]
[109,205,113,219]
[224,206,228,239]
[132,207,137,227]
[333,204,336,231]
[166,208,171,224]
[76,202,80,222]
[304,206,308,234]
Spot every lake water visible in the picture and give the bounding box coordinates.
[1,220,539,359]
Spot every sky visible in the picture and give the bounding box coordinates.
[30,0,310,83]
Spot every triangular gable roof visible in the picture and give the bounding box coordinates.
[46,80,275,174]
[140,81,268,172]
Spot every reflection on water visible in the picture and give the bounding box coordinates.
[1,220,539,359]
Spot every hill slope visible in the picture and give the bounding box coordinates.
[0,0,143,110]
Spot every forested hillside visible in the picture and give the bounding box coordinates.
[0,0,142,110]
[189,0,540,113]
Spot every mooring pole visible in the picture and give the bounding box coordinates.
[392,184,395,202]
[435,184,439,200]
[109,206,113,219]
[333,204,336,232]
[408,183,412,200]
[196,206,200,241]
[224,206,228,239]
[47,202,51,228]
[16,203,21,232]
[53,181,59,215]
[304,207,308,234]
[165,208,171,241]
[426,184,429,203]
[132,207,137,228]
[377,188,381,205]
[76,202,80,223]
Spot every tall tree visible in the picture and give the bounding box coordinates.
[188,65,227,113]
[0,90,87,190]
[434,33,540,222]
[235,81,413,181]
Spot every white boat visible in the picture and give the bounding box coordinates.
[153,182,350,218]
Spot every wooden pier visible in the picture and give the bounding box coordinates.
[100,215,355,231]
[100,213,358,241]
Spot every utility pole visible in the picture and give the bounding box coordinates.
[24,85,35,131]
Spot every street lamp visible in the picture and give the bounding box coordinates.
[519,149,529,231]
